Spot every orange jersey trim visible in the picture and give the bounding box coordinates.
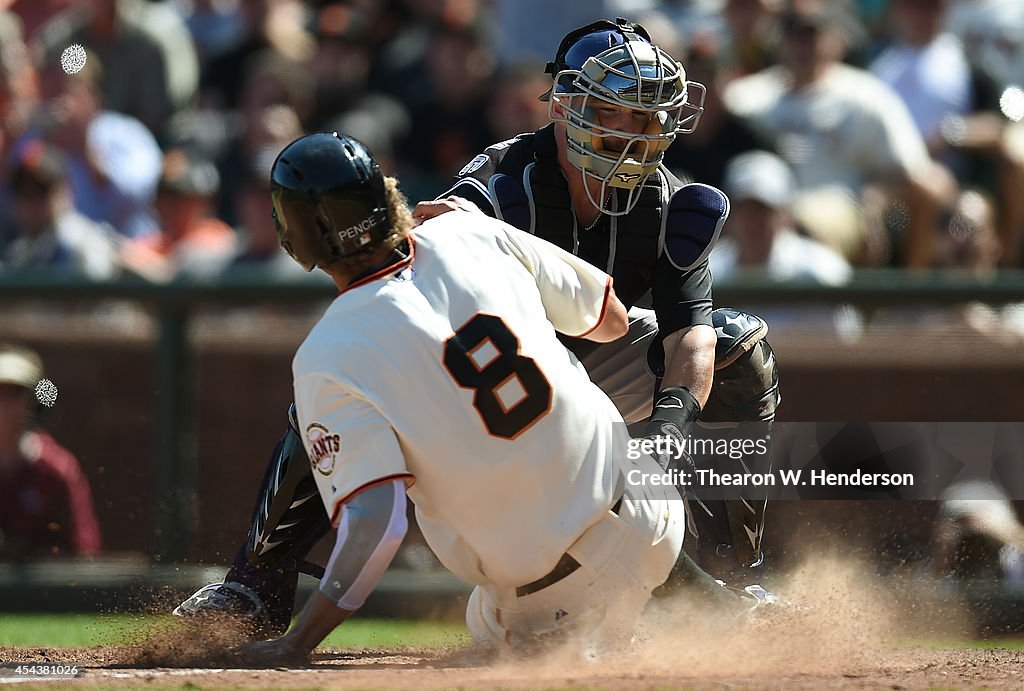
[571,276,614,339]
[338,234,417,296]
[330,473,416,527]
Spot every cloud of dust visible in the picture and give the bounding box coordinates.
[476,553,976,683]
[98,555,976,681]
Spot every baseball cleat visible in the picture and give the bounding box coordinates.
[733,583,813,626]
[739,584,780,606]
[173,581,285,639]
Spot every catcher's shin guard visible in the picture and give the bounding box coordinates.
[222,403,331,633]
[691,308,780,583]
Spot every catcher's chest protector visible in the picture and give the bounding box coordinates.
[494,158,668,311]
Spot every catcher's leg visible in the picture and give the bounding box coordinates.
[175,404,330,637]
[690,308,780,586]
[576,308,747,605]
[573,307,662,426]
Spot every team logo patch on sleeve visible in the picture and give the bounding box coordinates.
[457,153,489,177]
[306,422,341,475]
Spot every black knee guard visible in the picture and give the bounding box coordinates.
[691,308,780,582]
[242,403,330,570]
[225,404,331,628]
[703,308,779,425]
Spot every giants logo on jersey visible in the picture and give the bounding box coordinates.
[306,422,342,475]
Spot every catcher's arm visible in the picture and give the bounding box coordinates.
[237,479,408,664]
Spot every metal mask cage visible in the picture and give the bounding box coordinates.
[547,38,705,215]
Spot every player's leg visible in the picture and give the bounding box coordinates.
[174,404,330,637]
[577,306,781,588]
[468,450,748,653]
[466,464,686,652]
[692,308,780,586]
[575,307,725,599]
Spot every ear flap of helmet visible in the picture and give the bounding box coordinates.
[273,189,337,271]
[272,190,313,271]
[270,132,392,271]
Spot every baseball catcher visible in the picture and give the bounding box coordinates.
[421,17,780,586]
[181,131,717,662]
[175,17,780,643]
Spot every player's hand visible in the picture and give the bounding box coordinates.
[641,432,698,476]
[640,432,716,516]
[412,195,480,225]
[228,636,310,668]
[641,387,702,472]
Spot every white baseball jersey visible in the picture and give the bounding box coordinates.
[293,211,629,588]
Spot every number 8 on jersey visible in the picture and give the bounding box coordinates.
[444,313,552,440]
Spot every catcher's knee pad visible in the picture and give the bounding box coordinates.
[690,309,780,581]
[241,403,330,570]
[702,308,780,426]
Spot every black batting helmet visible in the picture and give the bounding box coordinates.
[271,132,391,271]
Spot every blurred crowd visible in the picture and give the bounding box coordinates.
[1,0,1024,283]
[0,343,100,559]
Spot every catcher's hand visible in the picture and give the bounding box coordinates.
[411,195,480,225]
[228,636,310,668]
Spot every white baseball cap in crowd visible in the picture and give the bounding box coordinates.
[723,150,796,209]
[0,345,42,390]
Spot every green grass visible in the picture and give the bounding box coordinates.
[0,614,147,647]
[0,613,470,649]
[320,618,470,648]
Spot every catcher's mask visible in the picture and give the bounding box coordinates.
[271,132,391,272]
[544,17,705,215]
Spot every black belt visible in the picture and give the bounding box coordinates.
[515,496,625,598]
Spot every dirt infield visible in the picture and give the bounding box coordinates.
[3,557,1023,688]
[2,643,1022,688]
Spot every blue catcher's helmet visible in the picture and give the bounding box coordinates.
[544,18,705,215]
[271,132,391,271]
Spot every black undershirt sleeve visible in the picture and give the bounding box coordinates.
[651,257,714,338]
